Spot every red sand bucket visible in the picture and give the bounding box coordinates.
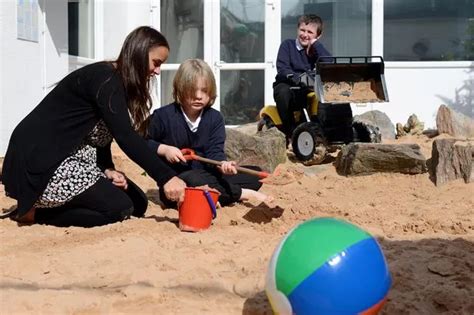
[178,187,220,232]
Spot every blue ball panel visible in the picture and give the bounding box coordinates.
[288,238,391,315]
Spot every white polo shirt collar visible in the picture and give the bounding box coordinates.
[181,106,203,133]
[295,39,304,51]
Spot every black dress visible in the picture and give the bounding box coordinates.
[34,120,112,208]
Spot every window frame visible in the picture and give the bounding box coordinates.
[380,0,473,64]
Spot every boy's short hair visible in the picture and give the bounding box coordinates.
[173,59,217,106]
[298,14,324,37]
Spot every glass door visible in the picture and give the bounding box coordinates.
[216,0,279,125]
[158,0,205,108]
[158,0,280,124]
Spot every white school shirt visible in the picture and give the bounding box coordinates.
[181,107,203,133]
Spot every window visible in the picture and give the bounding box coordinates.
[160,70,177,107]
[384,0,474,61]
[281,0,372,56]
[160,0,204,106]
[219,0,266,124]
[220,70,264,125]
[161,0,204,64]
[220,0,265,63]
[68,0,94,58]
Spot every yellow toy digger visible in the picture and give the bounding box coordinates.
[258,56,389,164]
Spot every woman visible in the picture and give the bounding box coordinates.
[2,26,186,227]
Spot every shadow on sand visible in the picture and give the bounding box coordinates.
[242,237,474,315]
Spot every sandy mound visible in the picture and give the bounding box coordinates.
[1,134,473,314]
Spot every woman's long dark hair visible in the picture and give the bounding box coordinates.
[115,26,169,136]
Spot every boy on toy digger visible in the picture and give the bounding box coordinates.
[261,14,387,163]
[272,14,331,143]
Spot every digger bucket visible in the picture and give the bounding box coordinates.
[314,56,389,104]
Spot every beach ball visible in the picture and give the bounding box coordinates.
[265,217,391,315]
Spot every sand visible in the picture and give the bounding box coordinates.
[1,134,473,314]
[323,80,383,103]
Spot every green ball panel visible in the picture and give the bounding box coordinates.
[275,217,371,296]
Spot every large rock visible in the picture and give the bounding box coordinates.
[225,123,287,172]
[430,138,473,186]
[336,143,427,176]
[436,105,474,138]
[353,110,396,140]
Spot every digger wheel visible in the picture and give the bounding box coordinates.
[257,115,276,131]
[292,122,327,163]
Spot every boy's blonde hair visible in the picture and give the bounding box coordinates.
[173,59,217,106]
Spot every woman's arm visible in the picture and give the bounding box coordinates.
[92,71,177,187]
[96,142,115,171]
[145,110,163,154]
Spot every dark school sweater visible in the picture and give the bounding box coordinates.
[2,62,176,217]
[146,102,226,174]
[274,38,331,84]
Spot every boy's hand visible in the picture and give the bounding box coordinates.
[158,144,187,164]
[305,36,320,56]
[218,161,238,175]
[104,169,128,190]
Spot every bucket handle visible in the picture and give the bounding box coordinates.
[204,190,217,219]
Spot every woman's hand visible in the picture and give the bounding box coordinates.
[163,176,187,204]
[218,161,238,175]
[104,169,128,190]
[157,144,187,164]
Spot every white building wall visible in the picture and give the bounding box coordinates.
[102,0,152,60]
[0,2,3,156]
[1,1,46,155]
[0,0,68,156]
[352,62,473,129]
[42,1,69,89]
